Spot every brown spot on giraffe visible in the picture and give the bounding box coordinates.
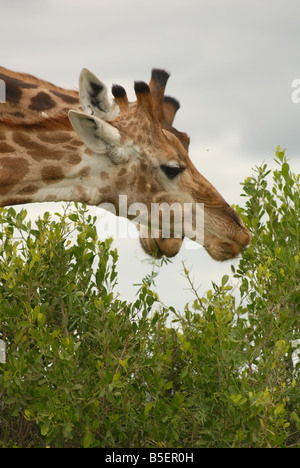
[75,185,90,204]
[41,166,64,185]
[29,92,56,111]
[0,142,15,153]
[68,139,84,147]
[18,184,39,195]
[79,166,90,178]
[100,171,109,180]
[0,157,29,195]
[117,167,127,177]
[98,185,112,195]
[37,132,73,144]
[68,154,82,165]
[116,178,127,191]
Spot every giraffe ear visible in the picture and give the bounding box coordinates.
[79,68,119,120]
[68,111,130,164]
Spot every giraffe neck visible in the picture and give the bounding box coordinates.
[0,115,121,208]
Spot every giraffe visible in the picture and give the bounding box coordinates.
[0,76,251,261]
[0,65,189,258]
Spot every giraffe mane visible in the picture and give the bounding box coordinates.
[0,112,72,132]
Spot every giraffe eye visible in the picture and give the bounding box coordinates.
[160,164,184,179]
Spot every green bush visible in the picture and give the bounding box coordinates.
[0,148,299,448]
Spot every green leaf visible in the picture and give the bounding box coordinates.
[82,432,93,448]
[222,275,229,286]
[164,381,173,390]
[144,402,153,418]
[281,162,289,176]
[41,421,50,437]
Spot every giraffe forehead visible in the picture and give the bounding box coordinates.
[114,116,169,156]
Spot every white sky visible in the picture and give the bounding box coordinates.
[1,0,300,309]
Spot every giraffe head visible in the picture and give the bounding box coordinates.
[78,68,190,258]
[69,80,251,261]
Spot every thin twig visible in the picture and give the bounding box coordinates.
[182,261,205,309]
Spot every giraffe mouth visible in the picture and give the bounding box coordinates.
[139,233,184,258]
[203,228,252,261]
[200,204,252,261]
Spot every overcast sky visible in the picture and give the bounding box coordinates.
[2,0,300,309]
